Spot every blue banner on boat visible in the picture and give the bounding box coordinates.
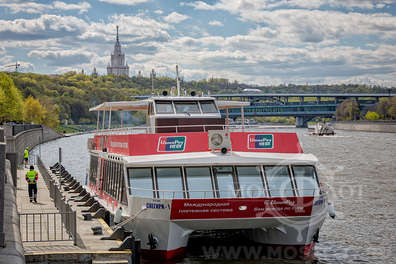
[157,136,186,152]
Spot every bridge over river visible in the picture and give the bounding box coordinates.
[211,93,396,127]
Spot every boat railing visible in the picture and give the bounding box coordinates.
[128,187,321,199]
[94,124,292,136]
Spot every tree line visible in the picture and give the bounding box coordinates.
[335,97,396,121]
[1,71,396,128]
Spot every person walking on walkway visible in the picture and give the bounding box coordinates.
[24,147,29,168]
[26,165,38,203]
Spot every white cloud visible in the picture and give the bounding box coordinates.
[0,55,14,66]
[98,0,149,5]
[53,1,91,14]
[187,0,394,12]
[208,20,223,26]
[0,1,91,14]
[140,26,396,85]
[241,9,396,44]
[163,12,189,24]
[81,14,170,43]
[0,15,88,40]
[28,49,94,66]
[0,1,48,14]
[184,1,215,10]
[1,0,395,85]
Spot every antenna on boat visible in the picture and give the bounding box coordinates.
[176,65,180,96]
[151,69,155,95]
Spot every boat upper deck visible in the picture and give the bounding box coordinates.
[88,95,305,157]
[89,129,304,156]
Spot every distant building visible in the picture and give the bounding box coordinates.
[92,66,98,77]
[107,26,129,76]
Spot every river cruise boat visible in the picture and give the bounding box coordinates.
[86,88,329,260]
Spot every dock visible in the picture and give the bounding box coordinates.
[16,162,133,264]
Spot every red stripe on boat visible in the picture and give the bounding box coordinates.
[141,247,186,260]
[94,132,303,156]
[170,197,313,220]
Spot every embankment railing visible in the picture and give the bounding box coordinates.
[19,212,76,243]
[20,157,77,245]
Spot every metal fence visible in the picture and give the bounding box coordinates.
[11,124,42,136]
[19,212,75,243]
[19,157,77,245]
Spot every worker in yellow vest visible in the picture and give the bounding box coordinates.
[25,165,38,203]
[24,147,29,168]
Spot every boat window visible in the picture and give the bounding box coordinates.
[264,166,294,197]
[185,167,214,198]
[292,166,320,196]
[109,161,115,196]
[127,168,154,198]
[155,101,174,114]
[121,172,128,205]
[213,166,236,198]
[103,160,108,193]
[174,101,201,113]
[114,163,120,200]
[236,166,266,198]
[156,167,184,199]
[89,155,98,185]
[200,100,218,113]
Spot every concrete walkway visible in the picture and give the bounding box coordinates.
[17,167,61,212]
[16,166,130,263]
[17,167,77,253]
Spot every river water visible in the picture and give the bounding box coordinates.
[32,129,396,264]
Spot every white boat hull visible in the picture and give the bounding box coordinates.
[122,195,328,260]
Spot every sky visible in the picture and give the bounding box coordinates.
[1,0,396,86]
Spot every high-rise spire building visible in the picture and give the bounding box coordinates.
[107,26,129,76]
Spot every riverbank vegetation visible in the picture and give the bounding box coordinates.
[1,71,396,129]
[335,96,396,121]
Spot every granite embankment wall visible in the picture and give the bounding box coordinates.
[5,125,63,164]
[334,121,396,133]
[0,159,25,264]
[0,126,63,264]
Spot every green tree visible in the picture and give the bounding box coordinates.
[375,98,392,119]
[335,99,360,121]
[40,97,60,129]
[365,111,380,120]
[24,96,46,124]
[0,72,24,122]
[388,96,396,119]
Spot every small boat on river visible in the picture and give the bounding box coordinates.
[308,122,335,136]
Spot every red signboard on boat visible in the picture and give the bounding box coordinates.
[170,197,314,219]
[93,131,303,155]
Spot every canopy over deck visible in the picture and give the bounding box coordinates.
[89,97,250,112]
[89,100,150,112]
